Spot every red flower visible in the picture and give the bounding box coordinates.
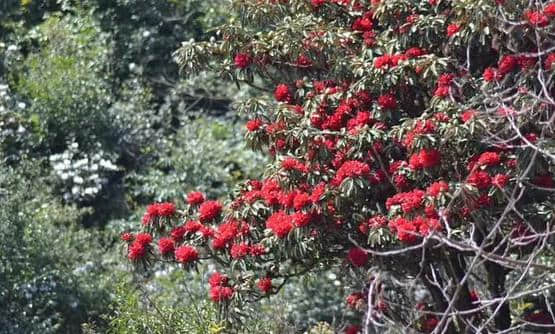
[409,149,441,169]
[526,11,549,27]
[377,94,397,109]
[352,17,373,32]
[158,237,175,256]
[477,151,501,166]
[171,225,187,242]
[209,272,228,287]
[230,243,250,259]
[467,171,492,189]
[274,84,292,102]
[483,67,499,82]
[374,54,392,69]
[143,202,176,224]
[175,246,199,263]
[199,200,222,222]
[446,24,461,37]
[296,54,312,67]
[346,292,364,308]
[332,160,371,186]
[135,233,153,245]
[461,110,476,122]
[427,181,449,197]
[545,3,555,17]
[182,221,201,235]
[293,192,311,210]
[368,215,388,228]
[498,55,517,75]
[386,189,425,213]
[266,211,294,238]
[187,191,205,205]
[121,232,134,242]
[257,277,273,293]
[246,119,263,132]
[210,285,234,302]
[249,243,267,256]
[128,241,147,261]
[347,247,368,267]
[234,53,251,69]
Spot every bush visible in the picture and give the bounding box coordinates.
[0,160,113,333]
[124,0,555,333]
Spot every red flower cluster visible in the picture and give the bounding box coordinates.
[199,200,223,222]
[142,202,176,225]
[257,277,273,293]
[234,53,252,69]
[332,160,371,186]
[409,149,441,169]
[158,237,175,256]
[386,189,425,213]
[389,216,442,243]
[209,272,234,302]
[274,84,292,102]
[266,211,294,238]
[246,119,263,132]
[187,191,205,205]
[175,245,199,263]
[128,233,153,261]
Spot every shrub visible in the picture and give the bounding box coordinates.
[122,0,552,332]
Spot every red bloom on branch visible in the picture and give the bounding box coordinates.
[427,181,449,197]
[545,3,555,17]
[446,24,461,37]
[234,53,252,69]
[346,292,364,308]
[525,11,549,27]
[175,245,199,263]
[187,191,205,205]
[142,202,176,224]
[266,211,294,238]
[461,110,476,123]
[171,225,187,242]
[199,200,223,222]
[209,272,229,287]
[274,84,292,102]
[210,286,234,302]
[377,94,397,109]
[467,171,492,189]
[121,232,134,242]
[347,247,368,267]
[135,233,153,245]
[230,243,250,259]
[332,160,371,186]
[184,220,203,234]
[128,241,147,261]
[246,119,263,132]
[158,237,175,256]
[477,151,501,166]
[409,149,441,169]
[257,277,273,293]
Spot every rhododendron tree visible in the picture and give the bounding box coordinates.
[123,0,555,332]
